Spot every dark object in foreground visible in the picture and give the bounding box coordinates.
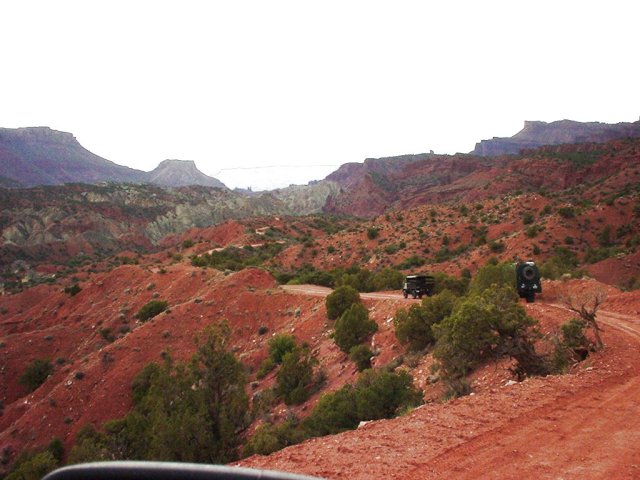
[516,261,542,303]
[402,274,435,299]
[43,462,323,480]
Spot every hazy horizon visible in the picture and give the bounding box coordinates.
[2,1,639,190]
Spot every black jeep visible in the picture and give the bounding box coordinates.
[516,261,542,303]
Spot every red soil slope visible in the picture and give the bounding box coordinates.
[240,283,640,479]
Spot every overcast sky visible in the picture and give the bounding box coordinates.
[2,1,639,190]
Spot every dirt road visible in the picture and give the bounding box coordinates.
[281,284,414,301]
[244,287,640,479]
[420,307,640,479]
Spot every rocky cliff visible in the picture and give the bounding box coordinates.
[472,119,640,156]
[0,180,339,268]
[148,159,226,189]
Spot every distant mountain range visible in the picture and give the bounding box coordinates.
[2,119,640,190]
[472,119,640,156]
[0,127,227,188]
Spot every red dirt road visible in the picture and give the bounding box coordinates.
[282,285,415,301]
[421,308,640,480]
[242,289,640,480]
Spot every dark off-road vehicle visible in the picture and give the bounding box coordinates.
[516,261,541,303]
[402,274,435,299]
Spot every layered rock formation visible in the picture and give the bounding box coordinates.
[148,159,226,189]
[472,119,640,156]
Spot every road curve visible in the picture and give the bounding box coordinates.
[281,284,416,301]
[271,286,640,479]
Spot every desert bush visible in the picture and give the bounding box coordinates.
[191,243,284,271]
[5,438,64,480]
[468,261,515,294]
[64,283,81,297]
[135,300,168,322]
[597,225,613,247]
[489,240,506,252]
[276,348,315,405]
[584,246,620,264]
[243,369,422,457]
[433,286,547,388]
[325,285,361,320]
[366,227,379,240]
[334,303,377,354]
[396,255,426,269]
[303,369,422,437]
[561,318,590,351]
[371,268,404,291]
[431,272,469,296]
[242,420,305,457]
[69,323,249,464]
[349,344,373,371]
[394,290,457,352]
[558,206,576,219]
[522,212,534,225]
[267,334,297,364]
[99,327,115,342]
[5,451,58,480]
[19,358,53,392]
[256,358,276,379]
[539,247,580,279]
[336,268,375,292]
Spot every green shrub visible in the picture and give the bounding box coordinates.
[242,421,306,457]
[431,272,469,296]
[396,255,426,269]
[69,323,249,464]
[522,212,534,225]
[99,327,115,342]
[384,244,401,255]
[468,261,515,295]
[597,225,613,247]
[558,206,575,219]
[539,247,579,279]
[181,239,195,249]
[256,357,276,379]
[394,290,457,352]
[489,240,505,252]
[267,335,297,364]
[135,300,168,322]
[525,225,541,238]
[584,247,619,264]
[349,345,373,371]
[276,348,314,405]
[433,286,547,385]
[353,369,423,420]
[5,451,58,480]
[303,369,422,437]
[64,283,81,297]
[19,359,53,392]
[367,227,379,240]
[334,303,378,353]
[371,268,404,291]
[336,268,375,292]
[561,318,590,351]
[325,285,361,320]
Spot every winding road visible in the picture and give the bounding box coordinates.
[262,285,640,479]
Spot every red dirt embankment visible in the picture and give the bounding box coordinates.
[241,284,640,479]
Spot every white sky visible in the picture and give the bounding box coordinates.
[1,1,639,190]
